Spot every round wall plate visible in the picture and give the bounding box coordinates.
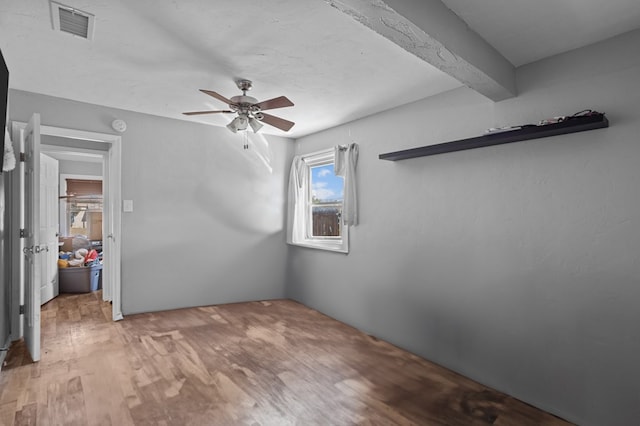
[111,119,127,133]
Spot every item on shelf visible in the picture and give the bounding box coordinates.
[569,109,602,117]
[485,126,522,134]
[538,116,567,126]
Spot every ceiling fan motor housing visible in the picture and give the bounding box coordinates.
[230,95,261,117]
[230,95,259,106]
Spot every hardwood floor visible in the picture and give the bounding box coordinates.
[0,292,571,425]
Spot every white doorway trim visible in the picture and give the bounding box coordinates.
[11,122,122,330]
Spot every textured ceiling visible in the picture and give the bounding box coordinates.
[1,0,638,138]
[0,0,461,138]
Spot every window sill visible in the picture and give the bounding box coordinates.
[288,239,348,254]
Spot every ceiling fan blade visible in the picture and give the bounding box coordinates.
[182,110,233,116]
[254,96,294,111]
[199,89,235,106]
[260,113,295,131]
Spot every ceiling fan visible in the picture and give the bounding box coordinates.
[183,79,295,133]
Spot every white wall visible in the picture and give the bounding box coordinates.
[9,90,294,314]
[288,29,640,426]
[57,159,103,177]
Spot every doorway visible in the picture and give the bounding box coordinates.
[10,120,122,359]
[43,144,104,305]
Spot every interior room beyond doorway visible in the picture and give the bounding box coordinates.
[42,141,105,303]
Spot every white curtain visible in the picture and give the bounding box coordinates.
[335,143,359,226]
[286,155,307,244]
[3,126,16,172]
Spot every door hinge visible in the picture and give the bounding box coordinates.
[19,305,25,315]
[19,228,26,238]
[20,152,26,162]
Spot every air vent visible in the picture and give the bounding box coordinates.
[50,1,95,40]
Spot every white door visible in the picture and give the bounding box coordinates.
[22,114,42,362]
[103,137,123,320]
[40,153,59,305]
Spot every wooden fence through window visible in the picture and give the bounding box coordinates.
[312,208,341,237]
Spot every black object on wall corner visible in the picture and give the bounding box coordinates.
[0,48,7,361]
[0,48,8,172]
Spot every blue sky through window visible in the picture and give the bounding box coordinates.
[311,164,344,203]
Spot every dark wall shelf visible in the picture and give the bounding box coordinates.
[379,114,609,161]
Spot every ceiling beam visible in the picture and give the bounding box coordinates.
[326,0,517,101]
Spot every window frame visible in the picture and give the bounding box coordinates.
[295,149,349,253]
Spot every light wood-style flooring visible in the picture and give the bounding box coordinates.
[0,292,571,425]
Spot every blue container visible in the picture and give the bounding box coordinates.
[89,264,101,292]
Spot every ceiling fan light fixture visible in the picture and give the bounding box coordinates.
[227,115,249,133]
[249,117,263,133]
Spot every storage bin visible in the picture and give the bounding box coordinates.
[59,264,101,293]
[95,263,103,290]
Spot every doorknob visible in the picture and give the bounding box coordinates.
[23,246,34,255]
[34,245,49,254]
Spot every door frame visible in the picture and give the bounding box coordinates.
[10,122,122,339]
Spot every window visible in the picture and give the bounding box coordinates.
[63,179,103,240]
[288,148,349,253]
[309,160,343,238]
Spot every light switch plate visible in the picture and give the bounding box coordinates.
[123,199,134,212]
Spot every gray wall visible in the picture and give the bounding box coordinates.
[42,134,108,152]
[41,134,106,177]
[9,90,294,314]
[288,29,640,426]
[6,26,639,426]
[57,159,103,177]
[0,174,8,349]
